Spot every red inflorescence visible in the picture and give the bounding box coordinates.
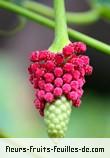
[28,42,93,116]
[54,87,63,97]
[63,45,74,57]
[62,84,71,94]
[54,78,63,87]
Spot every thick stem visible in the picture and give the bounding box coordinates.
[24,1,100,25]
[0,1,110,55]
[49,0,70,52]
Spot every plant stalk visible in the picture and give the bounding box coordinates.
[49,0,70,52]
[0,1,110,55]
[24,1,100,25]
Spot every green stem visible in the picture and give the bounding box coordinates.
[67,9,100,24]
[100,6,110,19]
[0,1,110,55]
[0,1,53,28]
[49,0,69,52]
[24,1,100,25]
[68,28,110,54]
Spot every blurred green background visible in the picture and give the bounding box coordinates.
[0,0,110,138]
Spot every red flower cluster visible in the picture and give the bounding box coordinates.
[28,42,93,116]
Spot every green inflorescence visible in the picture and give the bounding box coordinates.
[44,96,72,138]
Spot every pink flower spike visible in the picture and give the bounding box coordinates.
[63,63,74,72]
[44,83,54,92]
[37,90,45,100]
[38,50,48,60]
[35,68,44,77]
[46,60,55,71]
[68,54,77,63]
[54,78,63,87]
[55,54,64,65]
[34,99,41,109]
[73,99,81,107]
[47,52,55,60]
[28,43,93,116]
[38,80,45,89]
[68,91,78,101]
[85,65,93,75]
[72,58,83,67]
[72,70,80,80]
[77,89,84,98]
[54,87,63,97]
[33,79,38,89]
[70,81,79,90]
[54,67,63,77]
[80,56,90,65]
[30,51,39,62]
[73,42,87,54]
[44,73,54,82]
[78,78,85,88]
[31,63,39,72]
[63,45,74,57]
[63,73,72,83]
[79,43,87,52]
[62,84,71,94]
[80,68,86,77]
[44,92,54,103]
